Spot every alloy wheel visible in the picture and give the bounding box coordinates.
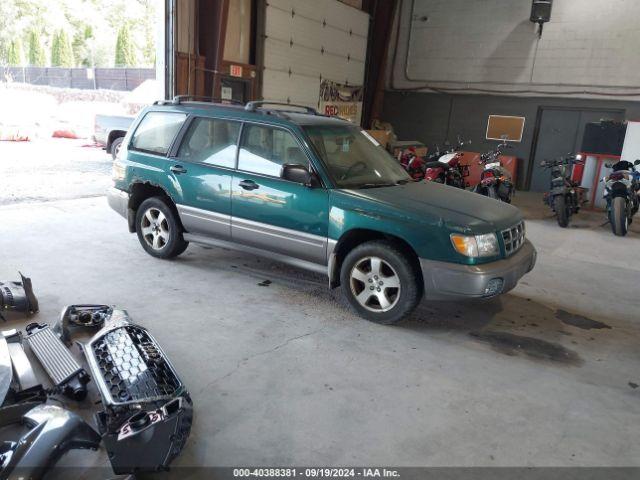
[140,207,170,250]
[349,256,401,312]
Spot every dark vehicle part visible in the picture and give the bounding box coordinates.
[25,324,90,401]
[0,274,38,321]
[541,155,586,228]
[83,310,192,473]
[0,335,11,404]
[603,159,640,236]
[53,304,112,346]
[98,397,192,474]
[0,404,101,480]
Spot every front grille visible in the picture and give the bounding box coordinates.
[501,221,525,256]
[92,325,181,403]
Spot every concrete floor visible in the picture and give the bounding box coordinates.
[1,140,640,472]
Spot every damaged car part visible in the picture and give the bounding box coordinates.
[3,330,45,402]
[53,304,112,346]
[0,404,101,480]
[25,324,90,401]
[83,309,192,474]
[0,274,38,321]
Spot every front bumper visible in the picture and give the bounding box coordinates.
[107,187,129,219]
[420,240,536,300]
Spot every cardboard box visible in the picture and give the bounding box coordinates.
[365,130,392,149]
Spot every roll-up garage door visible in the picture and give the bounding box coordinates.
[262,0,369,109]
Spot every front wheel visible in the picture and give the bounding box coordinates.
[554,195,569,228]
[610,196,629,236]
[340,241,423,324]
[135,197,189,258]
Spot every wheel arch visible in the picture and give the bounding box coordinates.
[127,182,182,233]
[328,228,422,289]
[107,130,127,152]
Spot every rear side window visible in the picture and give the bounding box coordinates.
[130,111,186,155]
[177,117,240,168]
[238,124,306,177]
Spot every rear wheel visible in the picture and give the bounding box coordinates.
[135,197,188,258]
[554,195,569,228]
[611,196,629,236]
[340,241,422,324]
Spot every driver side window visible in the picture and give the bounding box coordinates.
[238,124,306,177]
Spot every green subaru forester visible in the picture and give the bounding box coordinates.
[108,98,536,324]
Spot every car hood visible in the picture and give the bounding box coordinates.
[339,181,522,232]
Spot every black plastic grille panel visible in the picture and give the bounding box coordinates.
[92,325,181,403]
[501,221,525,257]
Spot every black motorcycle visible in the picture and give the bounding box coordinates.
[472,139,514,203]
[602,159,640,236]
[540,154,586,228]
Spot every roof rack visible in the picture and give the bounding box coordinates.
[154,95,244,106]
[244,101,318,115]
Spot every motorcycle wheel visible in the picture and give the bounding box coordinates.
[554,195,569,228]
[611,196,628,236]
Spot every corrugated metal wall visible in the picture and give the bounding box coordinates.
[262,0,369,107]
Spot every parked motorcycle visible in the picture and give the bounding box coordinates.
[397,146,426,180]
[540,154,587,227]
[602,159,640,236]
[423,136,471,189]
[472,138,514,202]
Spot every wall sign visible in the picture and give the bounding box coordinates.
[486,115,526,142]
[318,79,363,124]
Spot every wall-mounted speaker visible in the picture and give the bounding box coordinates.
[530,0,552,23]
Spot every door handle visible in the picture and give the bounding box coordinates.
[239,179,259,190]
[170,164,187,174]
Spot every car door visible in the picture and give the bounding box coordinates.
[231,123,329,265]
[168,116,241,239]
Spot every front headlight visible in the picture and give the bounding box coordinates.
[450,233,499,258]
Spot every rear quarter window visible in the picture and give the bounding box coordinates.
[130,111,187,155]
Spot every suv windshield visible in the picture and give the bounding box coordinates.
[304,125,411,188]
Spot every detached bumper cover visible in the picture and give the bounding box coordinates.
[83,309,192,474]
[107,187,129,219]
[420,240,537,300]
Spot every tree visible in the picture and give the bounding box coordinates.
[51,29,74,67]
[7,39,24,66]
[27,29,46,66]
[114,24,136,67]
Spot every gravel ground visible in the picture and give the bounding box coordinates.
[0,138,112,205]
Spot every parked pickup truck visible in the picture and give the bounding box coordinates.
[94,114,133,159]
[107,99,536,324]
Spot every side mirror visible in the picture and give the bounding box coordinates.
[281,163,314,186]
[634,159,640,166]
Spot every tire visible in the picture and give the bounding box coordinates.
[110,136,124,160]
[611,196,629,236]
[340,240,422,324]
[135,197,189,258]
[554,195,569,228]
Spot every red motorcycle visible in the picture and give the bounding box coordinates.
[423,137,470,189]
[397,146,426,180]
